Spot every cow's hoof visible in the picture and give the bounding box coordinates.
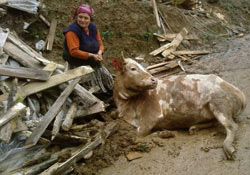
[223,143,236,160]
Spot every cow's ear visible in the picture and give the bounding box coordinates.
[112,52,126,72]
[112,59,122,71]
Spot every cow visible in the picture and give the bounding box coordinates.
[113,56,246,160]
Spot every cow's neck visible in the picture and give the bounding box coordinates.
[115,80,141,100]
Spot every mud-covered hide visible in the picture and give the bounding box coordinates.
[113,57,246,159]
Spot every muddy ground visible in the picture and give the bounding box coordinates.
[1,0,250,174]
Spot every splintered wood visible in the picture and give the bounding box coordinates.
[149,28,211,77]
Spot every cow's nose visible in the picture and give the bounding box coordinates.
[151,77,156,82]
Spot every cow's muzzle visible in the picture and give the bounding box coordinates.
[147,77,158,89]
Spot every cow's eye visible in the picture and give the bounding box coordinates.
[131,67,136,71]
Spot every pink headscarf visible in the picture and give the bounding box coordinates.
[72,4,93,20]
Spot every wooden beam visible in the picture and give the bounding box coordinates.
[171,50,211,55]
[3,41,42,68]
[25,77,81,146]
[46,18,57,51]
[0,65,51,81]
[152,0,161,29]
[153,32,199,42]
[150,43,172,56]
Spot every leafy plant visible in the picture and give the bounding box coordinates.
[101,31,113,40]
[144,28,152,41]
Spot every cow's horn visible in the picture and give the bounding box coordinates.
[121,51,125,59]
[121,51,125,63]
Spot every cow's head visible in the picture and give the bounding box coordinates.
[113,54,157,98]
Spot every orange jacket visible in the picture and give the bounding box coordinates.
[65,30,104,60]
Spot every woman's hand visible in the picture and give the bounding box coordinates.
[89,53,103,62]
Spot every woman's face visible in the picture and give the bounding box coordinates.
[77,13,91,29]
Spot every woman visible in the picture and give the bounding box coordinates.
[63,4,113,96]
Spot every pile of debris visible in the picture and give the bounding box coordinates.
[147,27,211,77]
[0,4,117,172]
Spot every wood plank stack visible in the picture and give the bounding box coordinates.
[0,29,115,175]
[147,28,211,77]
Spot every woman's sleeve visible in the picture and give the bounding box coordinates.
[65,31,89,60]
[96,31,104,53]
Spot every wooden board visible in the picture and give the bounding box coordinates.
[3,41,42,68]
[0,65,50,81]
[46,18,57,51]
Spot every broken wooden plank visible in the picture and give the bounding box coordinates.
[152,0,161,29]
[25,77,81,146]
[39,14,50,27]
[0,102,26,128]
[7,32,64,70]
[148,61,178,75]
[147,61,174,70]
[153,32,199,42]
[0,65,51,81]
[46,18,57,51]
[149,43,171,56]
[171,50,211,55]
[162,28,189,58]
[51,109,64,140]
[3,41,42,68]
[42,61,57,78]
[62,102,77,131]
[0,66,94,102]
[41,121,117,175]
[76,101,106,118]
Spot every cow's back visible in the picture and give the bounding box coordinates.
[153,74,246,130]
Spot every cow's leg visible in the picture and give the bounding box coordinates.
[189,121,218,135]
[209,103,238,159]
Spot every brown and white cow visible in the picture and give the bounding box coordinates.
[113,57,246,159]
